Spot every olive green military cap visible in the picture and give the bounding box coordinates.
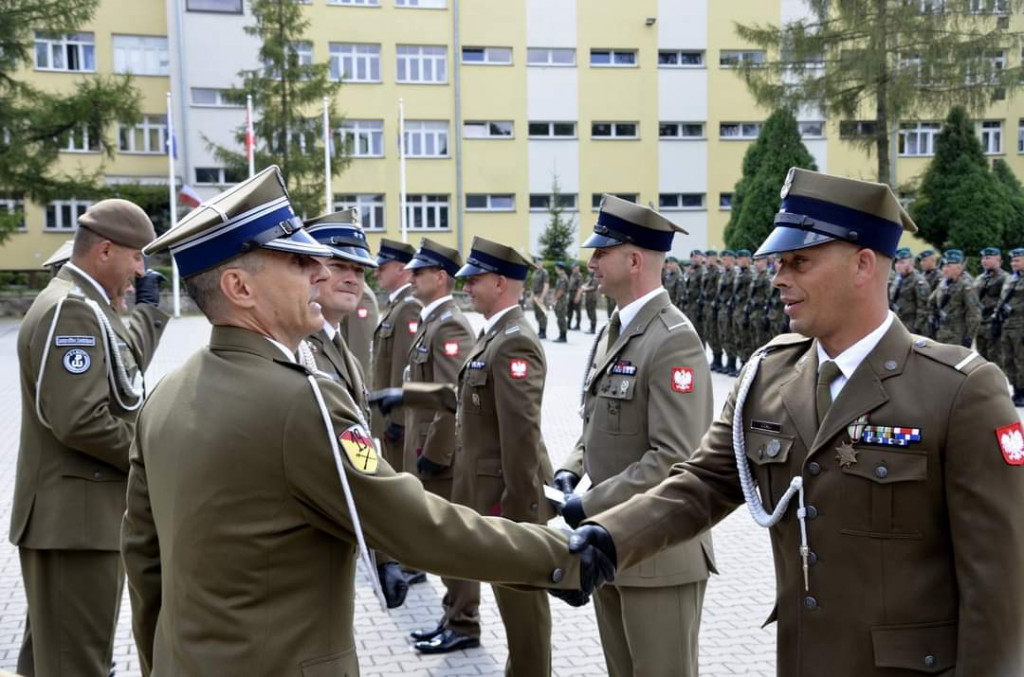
[41,240,74,269]
[78,199,157,250]
[405,238,463,276]
[583,194,687,251]
[456,236,531,280]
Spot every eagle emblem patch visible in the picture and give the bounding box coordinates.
[510,359,528,379]
[671,367,694,393]
[996,422,1024,466]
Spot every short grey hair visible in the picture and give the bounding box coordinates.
[71,226,106,258]
[184,251,265,319]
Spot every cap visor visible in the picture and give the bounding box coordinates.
[455,262,491,278]
[581,232,626,249]
[404,256,440,271]
[753,226,836,258]
[262,229,334,258]
[327,245,379,268]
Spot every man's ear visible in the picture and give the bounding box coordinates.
[220,267,257,309]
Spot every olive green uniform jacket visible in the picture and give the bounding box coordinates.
[929,275,982,346]
[889,270,931,335]
[340,287,379,377]
[12,266,167,551]
[975,267,1008,338]
[121,326,580,676]
[560,290,715,587]
[592,321,1024,676]
[369,285,422,465]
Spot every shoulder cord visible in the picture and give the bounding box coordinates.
[34,296,144,430]
[731,348,810,590]
[579,324,606,415]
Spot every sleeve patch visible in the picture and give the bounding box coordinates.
[357,307,369,319]
[340,425,378,474]
[63,348,92,374]
[443,340,460,357]
[996,422,1024,465]
[671,367,694,393]
[408,320,419,334]
[510,359,528,379]
[55,335,96,347]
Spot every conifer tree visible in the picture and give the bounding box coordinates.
[538,175,576,262]
[992,158,1024,250]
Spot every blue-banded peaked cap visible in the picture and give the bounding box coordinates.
[755,168,917,259]
[377,238,417,265]
[304,209,378,268]
[405,238,462,276]
[583,194,687,251]
[143,166,332,277]
[456,237,531,280]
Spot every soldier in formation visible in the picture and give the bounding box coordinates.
[581,271,599,334]
[1000,248,1024,407]
[702,250,723,372]
[928,249,981,348]
[975,247,1008,368]
[888,247,931,334]
[730,250,754,371]
[748,254,773,350]
[715,250,738,375]
[568,262,583,331]
[553,261,570,343]
[529,257,549,339]
[682,249,706,327]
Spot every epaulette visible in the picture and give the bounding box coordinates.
[656,309,690,333]
[66,286,86,301]
[403,296,422,305]
[909,336,985,375]
[439,311,453,321]
[765,332,812,348]
[504,324,521,335]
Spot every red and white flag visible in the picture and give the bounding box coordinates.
[179,184,202,208]
[245,94,256,177]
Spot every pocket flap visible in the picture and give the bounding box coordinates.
[377,322,395,338]
[871,620,956,673]
[411,347,430,364]
[476,458,503,477]
[841,447,927,484]
[597,376,636,400]
[465,369,488,387]
[744,431,794,466]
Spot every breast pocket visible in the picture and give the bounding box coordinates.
[744,430,795,512]
[595,376,640,435]
[840,446,928,539]
[461,370,491,414]
[409,347,431,380]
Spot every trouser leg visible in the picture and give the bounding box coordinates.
[493,585,551,676]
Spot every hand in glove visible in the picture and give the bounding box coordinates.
[368,388,404,416]
[134,270,165,307]
[561,495,585,528]
[551,470,579,496]
[377,561,409,609]
[383,422,405,444]
[417,455,447,476]
[548,525,617,607]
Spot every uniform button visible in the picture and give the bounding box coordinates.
[807,550,818,566]
[914,339,928,348]
[805,505,818,520]
[551,568,564,583]
[807,462,821,476]
[530,502,538,511]
[884,360,898,371]
[874,465,889,479]
[804,596,818,610]
[766,439,781,458]
[757,446,765,459]
[93,471,102,480]
[924,655,937,668]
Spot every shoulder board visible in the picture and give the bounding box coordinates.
[764,332,813,350]
[504,324,522,335]
[910,336,985,375]
[656,308,690,333]
[403,296,423,305]
[66,286,87,300]
[439,311,453,321]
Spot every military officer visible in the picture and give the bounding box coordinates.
[123,167,602,675]
[716,250,738,374]
[702,250,723,370]
[339,281,379,376]
[13,199,168,676]
[928,249,982,347]
[999,248,1024,407]
[553,261,570,343]
[731,249,755,373]
[975,247,1008,368]
[918,249,941,294]
[530,257,550,339]
[370,238,423,470]
[568,261,584,330]
[888,247,931,334]
[562,167,1024,677]
[582,271,599,334]
[552,195,716,677]
[749,254,773,350]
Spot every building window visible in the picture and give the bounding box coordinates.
[528,121,576,138]
[0,194,26,232]
[60,124,100,153]
[720,122,762,140]
[405,195,449,230]
[463,121,513,139]
[839,120,878,139]
[967,0,1008,13]
[590,49,637,67]
[719,50,765,68]
[45,199,92,231]
[186,0,243,12]
[658,50,704,67]
[592,122,638,139]
[337,120,384,157]
[592,193,638,211]
[898,122,941,156]
[118,115,168,154]
[461,47,512,65]
[659,122,705,139]
[529,193,578,211]
[527,48,576,66]
[980,120,1003,154]
[329,43,381,83]
[34,32,95,72]
[798,121,825,139]
[113,35,169,76]
[334,194,385,230]
[191,88,242,107]
[328,0,380,5]
[1018,119,1024,153]
[195,167,245,185]
[397,45,447,84]
[465,194,515,212]
[719,193,733,210]
[403,121,449,157]
[396,0,447,7]
[264,42,312,79]
[659,193,705,210]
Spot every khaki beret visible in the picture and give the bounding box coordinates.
[78,199,156,250]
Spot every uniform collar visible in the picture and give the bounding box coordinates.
[63,261,111,306]
[322,318,339,341]
[420,294,453,321]
[483,304,518,334]
[389,283,412,304]
[816,311,894,399]
[617,287,667,331]
[265,336,297,363]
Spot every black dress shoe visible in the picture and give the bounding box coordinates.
[410,623,445,642]
[414,629,481,654]
[405,570,427,585]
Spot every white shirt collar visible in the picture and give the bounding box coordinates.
[322,318,339,341]
[63,261,111,306]
[420,294,453,321]
[264,337,297,363]
[816,311,895,401]
[617,287,667,331]
[389,283,412,304]
[483,304,518,334]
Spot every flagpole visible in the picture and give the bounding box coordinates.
[166,91,181,318]
[246,94,255,178]
[398,98,408,244]
[323,96,331,214]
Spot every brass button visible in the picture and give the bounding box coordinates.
[551,568,564,583]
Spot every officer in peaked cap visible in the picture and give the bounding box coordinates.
[975,246,1008,368]
[889,246,931,335]
[122,167,600,674]
[41,239,74,273]
[551,194,716,677]
[561,167,1024,677]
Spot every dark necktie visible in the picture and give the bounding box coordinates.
[816,360,843,427]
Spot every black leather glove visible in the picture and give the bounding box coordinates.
[552,470,580,496]
[961,337,973,349]
[377,561,409,609]
[134,270,165,307]
[417,455,447,476]
[368,388,404,416]
[561,495,585,528]
[548,525,617,607]
[383,422,405,444]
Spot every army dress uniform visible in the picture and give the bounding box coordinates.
[974,247,1009,368]
[559,197,716,677]
[340,286,379,376]
[587,168,1024,677]
[888,248,931,335]
[12,201,168,676]
[582,274,599,333]
[702,255,722,365]
[928,251,982,347]
[568,267,583,330]
[553,264,570,342]
[530,263,549,338]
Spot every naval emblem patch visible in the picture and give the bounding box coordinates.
[339,425,378,474]
[63,348,91,374]
[996,422,1024,466]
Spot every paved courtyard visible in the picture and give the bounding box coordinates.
[0,308,777,676]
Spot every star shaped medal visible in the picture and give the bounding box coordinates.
[836,442,858,469]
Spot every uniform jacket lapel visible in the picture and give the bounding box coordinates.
[777,344,820,453]
[60,266,135,357]
[589,291,671,391]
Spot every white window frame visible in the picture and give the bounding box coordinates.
[113,35,169,76]
[798,121,825,139]
[591,193,638,211]
[396,0,447,8]
[405,194,450,230]
[195,167,244,185]
[334,194,385,231]
[461,46,512,65]
[60,124,100,153]
[186,0,243,11]
[967,0,1008,14]
[592,122,638,139]
[898,121,941,157]
[191,88,242,107]
[659,193,705,211]
[526,48,576,67]
[719,193,733,211]
[463,121,513,139]
[34,32,95,72]
[337,120,384,157]
[529,194,578,212]
[980,120,1003,155]
[658,50,704,68]
[719,50,765,68]
[590,49,638,67]
[45,198,92,231]
[118,115,168,154]
[329,43,381,83]
[397,45,448,84]
[528,121,577,139]
[0,194,26,232]
[659,122,705,139]
[465,194,515,212]
[328,0,380,5]
[404,120,449,157]
[719,122,762,140]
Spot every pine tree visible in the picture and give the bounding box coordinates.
[724,109,817,251]
[538,175,576,262]
[0,0,141,242]
[911,106,1010,254]
[735,1,1024,184]
[209,0,348,218]
[992,158,1024,250]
